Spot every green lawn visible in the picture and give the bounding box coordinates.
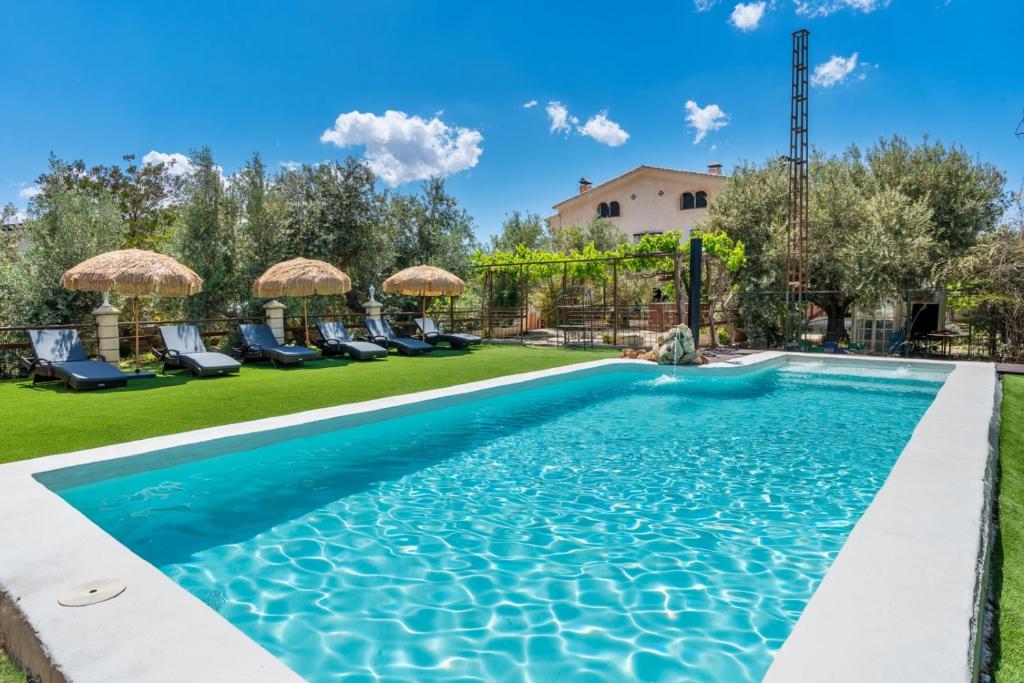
[0,345,616,464]
[0,649,26,683]
[997,375,1024,681]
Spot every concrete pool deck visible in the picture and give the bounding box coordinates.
[0,353,997,682]
[764,355,999,682]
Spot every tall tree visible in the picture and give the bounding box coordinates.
[865,136,1007,255]
[490,211,548,252]
[0,203,24,265]
[549,216,629,253]
[277,158,395,310]
[392,178,478,275]
[177,147,237,318]
[941,202,1024,359]
[707,142,965,343]
[35,154,184,249]
[13,189,127,324]
[232,153,286,313]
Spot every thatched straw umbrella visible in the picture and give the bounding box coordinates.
[382,265,466,338]
[253,257,352,343]
[61,249,203,371]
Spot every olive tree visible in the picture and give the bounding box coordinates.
[706,136,1002,342]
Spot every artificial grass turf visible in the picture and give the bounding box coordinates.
[997,375,1024,682]
[0,344,616,464]
[0,649,25,683]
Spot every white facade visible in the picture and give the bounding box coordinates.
[549,165,728,242]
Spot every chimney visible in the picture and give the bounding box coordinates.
[578,177,592,193]
[707,162,722,176]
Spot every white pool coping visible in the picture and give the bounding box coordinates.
[764,354,999,682]
[0,352,996,682]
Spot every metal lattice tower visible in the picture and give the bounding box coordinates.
[787,29,810,309]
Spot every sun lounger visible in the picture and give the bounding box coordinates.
[157,325,241,376]
[22,328,145,390]
[236,323,320,366]
[364,318,433,356]
[316,321,388,360]
[413,317,482,349]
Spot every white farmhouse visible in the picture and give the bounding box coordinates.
[549,163,728,242]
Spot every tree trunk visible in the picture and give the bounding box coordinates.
[823,301,851,343]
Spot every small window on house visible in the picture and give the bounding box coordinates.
[681,192,695,210]
[598,202,610,217]
[695,191,708,209]
[609,201,620,217]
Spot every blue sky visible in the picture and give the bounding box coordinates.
[1,1,1021,240]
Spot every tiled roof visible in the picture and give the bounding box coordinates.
[551,165,726,209]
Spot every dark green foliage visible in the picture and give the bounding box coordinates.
[177,147,237,319]
[490,211,549,252]
[34,153,184,250]
[1,148,483,331]
[706,136,1008,342]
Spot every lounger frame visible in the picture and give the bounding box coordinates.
[364,319,433,356]
[413,317,482,349]
[316,322,388,361]
[156,325,241,377]
[21,329,134,391]
[234,324,320,367]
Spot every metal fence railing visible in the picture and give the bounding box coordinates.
[732,289,1021,363]
[5,285,1017,380]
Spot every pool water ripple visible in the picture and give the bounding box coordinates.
[57,364,945,682]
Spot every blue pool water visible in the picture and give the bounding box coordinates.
[52,361,946,682]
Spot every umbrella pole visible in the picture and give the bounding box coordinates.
[133,296,141,372]
[421,296,427,340]
[303,298,309,346]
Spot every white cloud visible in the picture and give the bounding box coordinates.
[18,185,41,200]
[578,112,630,147]
[320,110,483,187]
[730,2,766,30]
[684,100,729,144]
[279,161,301,171]
[795,0,889,16]
[693,0,718,10]
[546,101,578,134]
[2,210,26,225]
[522,99,538,109]
[144,150,228,184]
[811,52,860,87]
[142,151,196,177]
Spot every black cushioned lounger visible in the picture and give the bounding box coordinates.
[157,325,241,377]
[316,321,388,360]
[413,317,482,349]
[364,318,434,356]
[23,329,139,390]
[236,323,320,366]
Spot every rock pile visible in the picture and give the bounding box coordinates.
[619,324,707,365]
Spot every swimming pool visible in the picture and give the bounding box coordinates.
[44,359,948,682]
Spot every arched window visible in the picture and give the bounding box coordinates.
[609,201,620,217]
[680,192,695,210]
[695,191,708,208]
[598,202,610,217]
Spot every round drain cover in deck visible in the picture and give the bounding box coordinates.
[58,579,126,607]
